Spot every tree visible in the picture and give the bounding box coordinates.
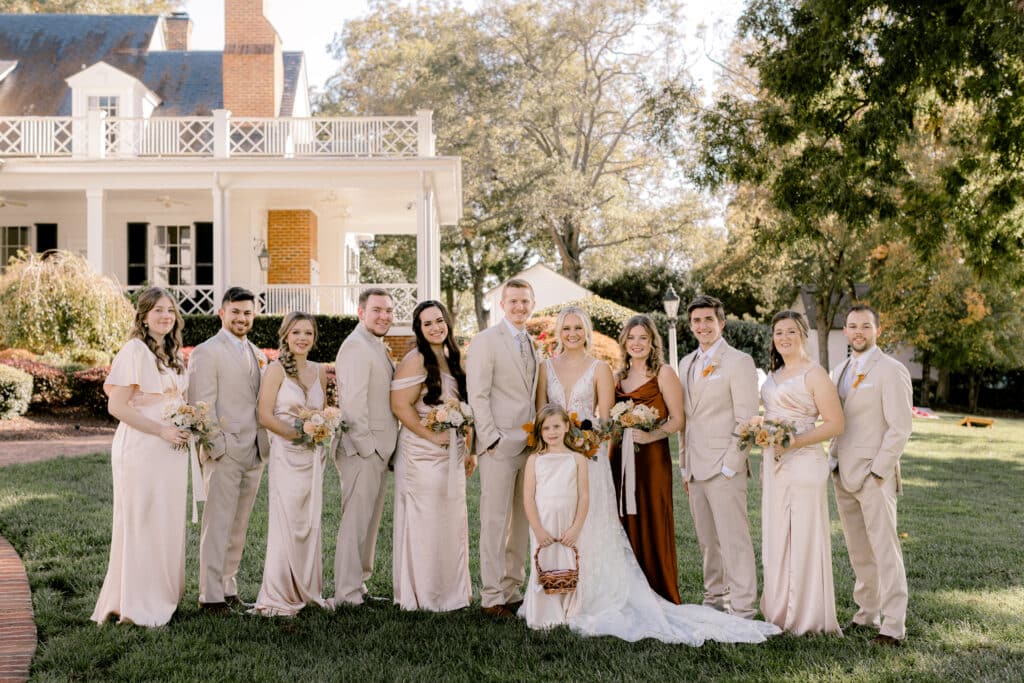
[0,0,180,11]
[320,0,703,329]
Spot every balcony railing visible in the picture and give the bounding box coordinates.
[126,283,418,322]
[0,110,434,159]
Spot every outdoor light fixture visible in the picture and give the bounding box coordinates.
[253,238,270,272]
[663,285,680,374]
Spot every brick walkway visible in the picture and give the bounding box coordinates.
[0,537,35,683]
[0,435,112,682]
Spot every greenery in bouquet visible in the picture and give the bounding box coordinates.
[603,400,662,441]
[422,398,474,437]
[163,401,220,452]
[291,407,347,450]
[734,417,797,462]
[568,412,605,460]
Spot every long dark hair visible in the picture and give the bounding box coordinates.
[412,300,466,405]
[131,287,184,374]
[278,311,318,380]
[768,310,810,372]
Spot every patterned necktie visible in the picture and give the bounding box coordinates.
[517,332,534,377]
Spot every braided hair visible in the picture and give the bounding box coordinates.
[277,311,318,379]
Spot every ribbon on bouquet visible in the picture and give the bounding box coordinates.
[187,436,207,524]
[310,443,325,530]
[446,427,461,498]
[618,428,638,516]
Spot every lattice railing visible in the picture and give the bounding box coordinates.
[126,285,217,315]
[106,117,215,157]
[257,283,418,322]
[0,117,74,156]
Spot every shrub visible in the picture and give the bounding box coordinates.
[534,296,639,340]
[587,265,698,315]
[0,364,32,419]
[71,366,111,419]
[0,358,72,405]
[0,251,133,355]
[0,348,38,362]
[182,315,360,363]
[524,316,622,370]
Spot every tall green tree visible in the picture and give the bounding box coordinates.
[0,0,180,11]
[320,0,702,329]
[692,1,1024,367]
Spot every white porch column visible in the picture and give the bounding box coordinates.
[213,109,231,159]
[212,177,227,304]
[415,173,440,302]
[416,109,434,156]
[85,189,104,273]
[86,110,106,160]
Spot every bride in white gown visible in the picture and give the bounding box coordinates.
[533,307,780,645]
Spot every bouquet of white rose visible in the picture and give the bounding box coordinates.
[291,406,348,450]
[422,398,474,436]
[163,401,220,451]
[734,416,796,463]
[604,400,662,441]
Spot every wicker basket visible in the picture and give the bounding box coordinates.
[534,543,580,594]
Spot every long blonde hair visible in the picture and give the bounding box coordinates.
[553,306,593,355]
[616,315,664,381]
[130,287,184,374]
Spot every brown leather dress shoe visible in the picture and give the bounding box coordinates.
[871,634,903,647]
[504,600,523,614]
[481,605,514,619]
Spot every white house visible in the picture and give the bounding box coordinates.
[792,285,928,380]
[0,2,462,327]
[484,263,593,326]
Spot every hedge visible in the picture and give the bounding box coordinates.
[182,315,360,363]
[0,364,32,419]
[0,358,72,405]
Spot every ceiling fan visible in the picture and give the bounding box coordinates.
[151,195,188,208]
[0,197,28,208]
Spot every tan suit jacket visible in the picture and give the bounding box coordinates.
[335,323,398,460]
[680,343,759,481]
[187,329,268,603]
[187,330,269,462]
[829,350,912,493]
[466,322,539,458]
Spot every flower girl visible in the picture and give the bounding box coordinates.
[521,404,590,629]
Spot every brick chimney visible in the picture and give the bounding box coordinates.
[222,0,283,117]
[164,11,192,51]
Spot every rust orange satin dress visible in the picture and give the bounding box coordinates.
[609,375,682,605]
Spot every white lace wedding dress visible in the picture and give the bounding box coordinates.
[544,359,781,645]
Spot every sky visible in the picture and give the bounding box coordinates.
[181,0,746,96]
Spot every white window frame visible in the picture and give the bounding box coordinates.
[0,225,30,272]
[150,224,195,287]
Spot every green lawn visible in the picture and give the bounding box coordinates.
[1,415,1022,681]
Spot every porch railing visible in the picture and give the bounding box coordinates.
[125,283,418,322]
[0,110,434,159]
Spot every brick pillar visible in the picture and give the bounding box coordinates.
[384,334,417,362]
[165,12,192,50]
[267,210,317,284]
[222,0,283,117]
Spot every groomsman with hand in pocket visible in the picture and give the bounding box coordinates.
[187,287,269,613]
[829,304,912,646]
[678,295,760,619]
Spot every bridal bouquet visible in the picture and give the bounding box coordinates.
[735,417,797,462]
[568,412,605,460]
[604,400,662,441]
[423,398,474,437]
[163,401,220,451]
[291,407,347,450]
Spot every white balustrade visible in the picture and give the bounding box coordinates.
[0,114,428,158]
[125,284,418,321]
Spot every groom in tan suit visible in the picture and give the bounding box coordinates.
[679,295,759,618]
[467,279,539,618]
[830,304,912,646]
[333,288,399,605]
[187,287,269,612]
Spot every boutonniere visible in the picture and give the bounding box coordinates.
[253,348,268,373]
[382,340,393,359]
[702,358,720,378]
[852,372,866,388]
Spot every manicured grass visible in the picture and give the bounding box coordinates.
[1,415,1022,681]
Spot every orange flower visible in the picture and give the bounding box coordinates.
[702,364,715,378]
[755,429,770,447]
[522,422,536,448]
[853,373,866,388]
